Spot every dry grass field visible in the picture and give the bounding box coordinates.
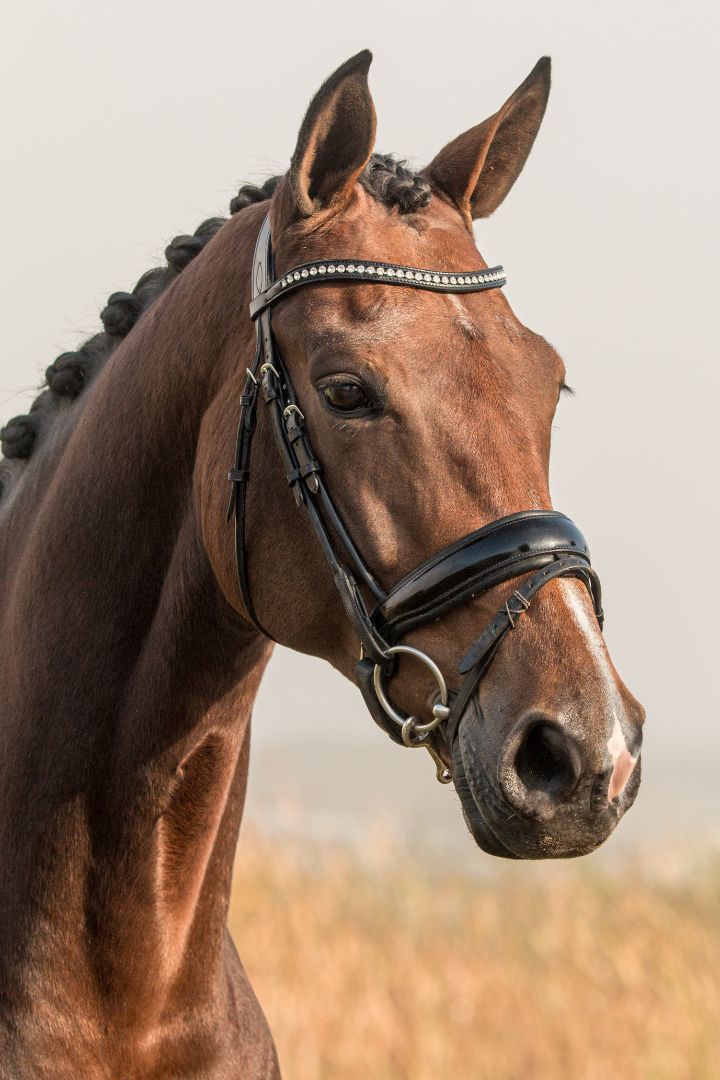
[230,830,720,1080]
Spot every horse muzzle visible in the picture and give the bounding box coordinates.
[452,695,643,859]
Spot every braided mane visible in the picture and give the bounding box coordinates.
[0,155,431,505]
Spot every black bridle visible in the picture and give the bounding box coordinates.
[228,214,603,782]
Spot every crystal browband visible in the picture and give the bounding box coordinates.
[249,258,507,319]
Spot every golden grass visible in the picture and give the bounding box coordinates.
[229,830,720,1080]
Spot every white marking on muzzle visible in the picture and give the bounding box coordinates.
[557,581,638,803]
[607,710,638,802]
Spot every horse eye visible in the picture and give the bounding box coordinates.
[321,381,372,413]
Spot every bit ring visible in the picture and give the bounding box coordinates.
[372,645,449,736]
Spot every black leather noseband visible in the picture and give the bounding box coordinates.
[228,214,603,781]
[374,510,598,642]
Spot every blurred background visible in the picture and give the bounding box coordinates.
[2,2,718,1076]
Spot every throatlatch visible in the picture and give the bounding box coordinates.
[228,215,603,783]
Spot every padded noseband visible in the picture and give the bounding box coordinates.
[375,510,598,641]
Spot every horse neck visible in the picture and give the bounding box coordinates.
[0,210,271,1027]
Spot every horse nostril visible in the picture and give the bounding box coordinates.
[513,720,582,801]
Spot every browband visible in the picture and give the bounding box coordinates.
[250,256,507,318]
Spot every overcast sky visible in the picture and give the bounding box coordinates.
[1,1,717,859]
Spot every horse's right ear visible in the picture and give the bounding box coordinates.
[272,50,376,232]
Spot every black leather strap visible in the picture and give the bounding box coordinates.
[226,360,268,636]
[233,222,394,664]
[443,555,602,748]
[226,215,276,638]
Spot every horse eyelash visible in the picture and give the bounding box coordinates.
[560,383,574,397]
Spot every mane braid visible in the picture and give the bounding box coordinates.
[359,154,431,213]
[0,153,429,501]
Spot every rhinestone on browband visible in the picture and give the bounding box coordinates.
[278,262,506,289]
[249,253,508,320]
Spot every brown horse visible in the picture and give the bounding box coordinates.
[0,51,643,1077]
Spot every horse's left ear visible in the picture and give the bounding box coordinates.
[427,57,551,223]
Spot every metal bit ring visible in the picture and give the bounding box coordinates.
[372,644,449,736]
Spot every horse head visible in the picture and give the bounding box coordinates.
[203,51,645,860]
